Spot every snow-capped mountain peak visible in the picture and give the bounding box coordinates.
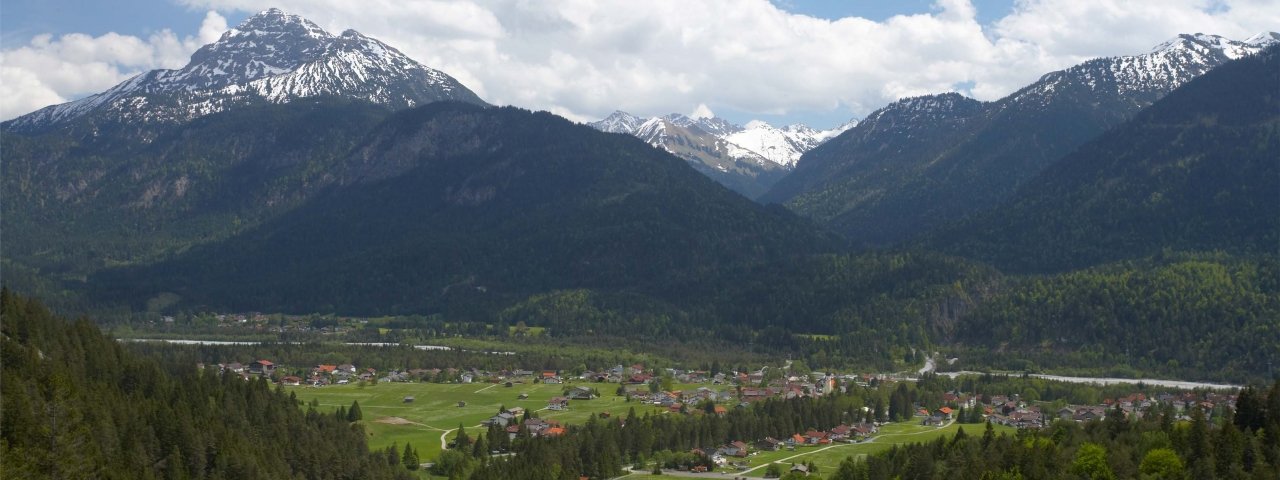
[592,110,645,134]
[1010,31,1279,107]
[6,8,484,133]
[591,110,857,169]
[1243,32,1280,47]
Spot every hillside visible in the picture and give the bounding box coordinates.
[91,103,841,315]
[763,33,1276,246]
[3,99,395,283]
[928,45,1280,272]
[0,289,413,479]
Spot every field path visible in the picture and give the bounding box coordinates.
[474,384,498,394]
[737,419,956,476]
[440,429,455,451]
[439,423,486,451]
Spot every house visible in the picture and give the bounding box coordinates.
[938,406,954,419]
[337,364,356,373]
[315,364,337,374]
[548,397,569,411]
[507,407,526,417]
[457,401,467,407]
[852,423,878,439]
[518,393,530,400]
[829,424,852,441]
[249,360,275,376]
[568,386,597,400]
[226,362,245,374]
[789,433,805,446]
[924,413,947,426]
[756,437,783,451]
[281,376,302,386]
[460,373,474,384]
[543,427,565,437]
[487,412,517,427]
[716,441,749,457]
[804,430,828,444]
[713,405,728,416]
[403,396,415,403]
[791,463,810,475]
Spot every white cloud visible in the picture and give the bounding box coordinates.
[689,103,715,120]
[0,11,226,120]
[3,1,1276,125]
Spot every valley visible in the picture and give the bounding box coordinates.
[2,5,1278,480]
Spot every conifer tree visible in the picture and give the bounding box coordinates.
[348,400,363,421]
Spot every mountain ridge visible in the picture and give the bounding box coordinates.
[4,8,484,134]
[588,110,856,197]
[762,31,1277,246]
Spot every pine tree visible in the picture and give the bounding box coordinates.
[472,434,489,458]
[403,443,419,470]
[348,400,363,421]
[455,424,472,449]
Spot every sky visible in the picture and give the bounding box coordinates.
[2,0,1277,128]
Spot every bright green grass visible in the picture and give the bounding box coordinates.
[736,421,1018,478]
[287,380,665,461]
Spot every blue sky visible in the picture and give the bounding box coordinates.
[2,0,1274,127]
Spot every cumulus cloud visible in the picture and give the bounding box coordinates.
[3,1,1276,124]
[0,11,226,120]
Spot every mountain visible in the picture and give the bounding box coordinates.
[588,111,855,198]
[1,9,493,288]
[4,8,483,135]
[762,32,1278,246]
[924,45,1280,273]
[90,103,841,314]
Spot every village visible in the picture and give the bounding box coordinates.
[206,357,1242,475]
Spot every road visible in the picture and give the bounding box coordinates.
[611,419,956,479]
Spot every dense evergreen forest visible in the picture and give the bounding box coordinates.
[0,289,411,480]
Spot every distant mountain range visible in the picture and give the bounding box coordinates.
[4,8,484,135]
[589,111,855,198]
[763,32,1279,246]
[3,8,1277,382]
[927,43,1280,272]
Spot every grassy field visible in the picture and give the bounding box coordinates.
[617,421,1017,479]
[289,381,1014,479]
[286,380,666,461]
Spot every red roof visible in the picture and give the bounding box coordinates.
[544,427,565,437]
[256,360,274,366]
[939,407,953,415]
[791,433,805,443]
[316,364,336,372]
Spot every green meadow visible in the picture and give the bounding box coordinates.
[289,381,1014,478]
[287,380,665,461]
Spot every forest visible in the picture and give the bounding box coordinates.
[0,289,412,480]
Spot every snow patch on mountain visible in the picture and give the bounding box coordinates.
[6,8,484,133]
[1012,32,1277,107]
[590,111,857,168]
